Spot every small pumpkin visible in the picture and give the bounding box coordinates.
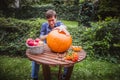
[47,29,72,53]
[72,46,82,52]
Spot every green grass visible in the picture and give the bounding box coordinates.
[61,20,78,28]
[0,56,32,80]
[33,18,78,28]
[30,18,78,29]
[0,55,120,80]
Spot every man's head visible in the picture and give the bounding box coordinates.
[45,10,57,28]
[45,9,56,19]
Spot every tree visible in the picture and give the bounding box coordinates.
[78,0,94,27]
[0,0,16,10]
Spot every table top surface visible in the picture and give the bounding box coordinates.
[26,44,86,67]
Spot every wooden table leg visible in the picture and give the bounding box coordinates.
[64,65,74,80]
[42,64,51,80]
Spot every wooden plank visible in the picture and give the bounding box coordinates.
[42,64,51,80]
[41,53,74,64]
[26,49,86,65]
[27,53,70,65]
[27,54,58,65]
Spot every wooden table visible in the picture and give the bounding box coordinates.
[26,44,86,80]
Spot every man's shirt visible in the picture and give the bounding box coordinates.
[40,21,64,42]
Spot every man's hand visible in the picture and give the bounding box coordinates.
[40,35,48,41]
[53,25,70,36]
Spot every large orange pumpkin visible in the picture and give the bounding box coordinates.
[47,29,72,53]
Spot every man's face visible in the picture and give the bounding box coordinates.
[47,16,56,28]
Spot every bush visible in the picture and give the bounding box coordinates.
[98,0,120,19]
[0,17,42,56]
[93,18,120,57]
[0,4,80,21]
[69,18,120,63]
[68,25,98,56]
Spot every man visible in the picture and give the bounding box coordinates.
[31,9,69,80]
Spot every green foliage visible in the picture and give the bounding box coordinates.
[68,17,120,62]
[0,4,80,21]
[93,18,120,57]
[0,0,120,21]
[98,0,120,19]
[15,5,55,19]
[55,5,80,21]
[0,17,42,56]
[0,4,55,19]
[0,0,16,9]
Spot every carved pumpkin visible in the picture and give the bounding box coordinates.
[47,29,72,53]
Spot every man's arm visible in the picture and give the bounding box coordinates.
[39,23,48,41]
[40,35,48,41]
